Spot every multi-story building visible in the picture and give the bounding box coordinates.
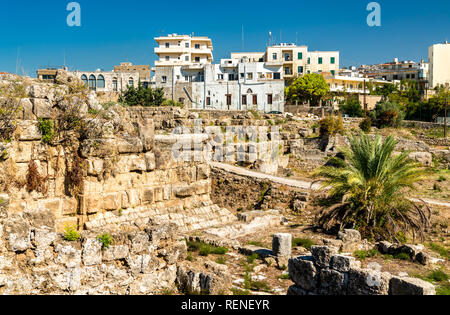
[429,42,450,88]
[358,58,429,84]
[153,58,285,112]
[154,34,213,67]
[232,44,340,83]
[113,62,151,84]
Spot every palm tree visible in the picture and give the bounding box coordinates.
[313,133,430,242]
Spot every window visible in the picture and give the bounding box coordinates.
[81,75,88,87]
[266,73,273,79]
[128,78,134,87]
[162,76,167,83]
[112,78,118,91]
[165,56,170,61]
[97,75,105,88]
[185,43,189,48]
[298,52,303,60]
[273,72,281,80]
[267,94,273,105]
[284,67,291,75]
[298,66,303,74]
[165,43,170,48]
[272,53,277,60]
[185,56,189,61]
[242,95,247,105]
[285,54,291,61]
[228,73,236,81]
[195,57,200,62]
[307,58,310,64]
[318,57,323,64]
[252,95,258,105]
[247,73,253,80]
[331,70,335,76]
[411,74,415,79]
[206,97,211,106]
[89,75,96,90]
[218,74,224,80]
[195,44,200,49]
[331,57,335,64]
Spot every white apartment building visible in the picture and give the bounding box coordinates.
[153,58,285,112]
[429,42,450,88]
[232,44,340,81]
[154,34,214,67]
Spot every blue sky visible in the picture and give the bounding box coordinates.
[0,0,449,76]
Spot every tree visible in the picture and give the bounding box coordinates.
[374,101,405,128]
[285,73,330,106]
[119,82,166,107]
[313,134,429,241]
[339,98,363,117]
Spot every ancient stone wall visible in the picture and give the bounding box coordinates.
[288,245,436,296]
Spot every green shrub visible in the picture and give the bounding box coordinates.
[292,238,315,250]
[246,253,260,264]
[278,273,290,280]
[374,101,405,128]
[231,288,251,295]
[216,256,227,265]
[97,233,113,250]
[319,115,344,137]
[38,119,55,144]
[64,225,81,242]
[394,252,411,261]
[427,269,449,282]
[428,243,449,260]
[359,117,372,133]
[339,98,363,117]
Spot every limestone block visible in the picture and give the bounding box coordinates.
[102,193,121,211]
[129,155,146,172]
[116,138,143,154]
[126,189,141,208]
[138,119,155,152]
[81,194,102,215]
[31,98,52,119]
[272,233,292,257]
[145,152,156,171]
[141,188,154,204]
[130,232,150,254]
[389,277,435,295]
[409,152,432,167]
[196,164,210,180]
[55,244,82,268]
[17,121,41,141]
[173,185,195,198]
[20,98,36,120]
[55,217,78,233]
[288,256,317,291]
[153,187,164,202]
[311,246,337,268]
[3,216,31,252]
[102,245,130,262]
[319,268,347,295]
[347,268,391,295]
[62,197,78,216]
[330,255,361,272]
[82,238,103,266]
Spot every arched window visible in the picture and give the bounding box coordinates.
[112,78,118,92]
[81,75,88,87]
[128,78,134,88]
[89,75,96,90]
[97,75,105,89]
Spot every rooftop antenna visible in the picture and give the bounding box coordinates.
[269,31,272,47]
[296,32,298,46]
[280,30,282,44]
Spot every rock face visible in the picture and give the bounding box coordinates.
[288,246,435,296]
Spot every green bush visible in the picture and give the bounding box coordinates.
[246,253,260,264]
[97,233,113,250]
[354,249,378,260]
[340,98,363,117]
[64,225,81,242]
[359,117,372,133]
[38,119,55,144]
[319,115,344,137]
[119,83,166,107]
[374,101,405,128]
